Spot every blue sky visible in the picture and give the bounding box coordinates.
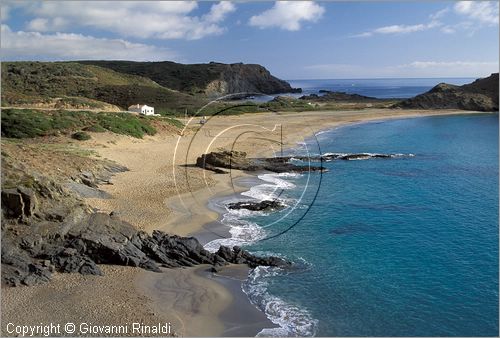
[1,1,498,79]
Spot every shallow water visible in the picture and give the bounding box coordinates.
[206,114,499,336]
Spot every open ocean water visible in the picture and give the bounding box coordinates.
[205,113,499,336]
[205,78,498,336]
[250,77,475,101]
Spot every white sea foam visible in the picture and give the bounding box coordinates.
[322,152,415,160]
[243,266,318,337]
[203,213,266,252]
[204,173,317,336]
[204,173,298,252]
[241,173,297,201]
[314,129,330,136]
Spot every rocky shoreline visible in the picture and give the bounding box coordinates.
[1,162,289,287]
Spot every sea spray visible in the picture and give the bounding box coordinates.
[243,266,318,337]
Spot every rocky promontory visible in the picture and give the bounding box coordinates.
[395,73,499,111]
[299,91,384,102]
[196,150,415,174]
[77,60,301,97]
[196,150,327,173]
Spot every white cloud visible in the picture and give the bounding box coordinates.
[374,23,430,34]
[303,61,498,78]
[352,2,498,38]
[354,21,440,38]
[17,1,236,40]
[0,24,177,61]
[249,1,325,31]
[27,17,67,32]
[429,8,449,21]
[204,1,236,23]
[403,60,498,70]
[454,1,499,25]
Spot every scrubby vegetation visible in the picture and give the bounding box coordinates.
[76,60,295,95]
[1,109,183,139]
[2,62,205,113]
[83,124,106,133]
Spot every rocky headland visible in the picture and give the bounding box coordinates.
[395,73,499,111]
[299,91,386,103]
[77,60,302,97]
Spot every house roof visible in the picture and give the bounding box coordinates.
[128,104,153,109]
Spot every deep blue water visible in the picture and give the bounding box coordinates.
[207,114,499,336]
[250,78,475,102]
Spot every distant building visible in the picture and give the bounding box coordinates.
[128,104,154,115]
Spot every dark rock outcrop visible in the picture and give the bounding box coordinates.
[1,161,289,287]
[196,151,327,173]
[227,200,285,212]
[2,209,290,287]
[196,151,414,174]
[196,151,259,171]
[300,91,384,102]
[395,73,499,111]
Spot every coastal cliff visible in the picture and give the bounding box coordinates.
[395,73,499,111]
[76,60,300,97]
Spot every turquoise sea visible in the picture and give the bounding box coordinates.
[205,113,499,336]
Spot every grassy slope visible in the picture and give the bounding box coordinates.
[75,60,295,95]
[1,108,183,139]
[77,60,222,94]
[2,62,205,113]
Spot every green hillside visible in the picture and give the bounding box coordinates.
[2,62,205,113]
[76,60,297,95]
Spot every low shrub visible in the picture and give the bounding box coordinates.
[1,109,169,139]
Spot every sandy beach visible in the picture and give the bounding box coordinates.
[1,108,487,337]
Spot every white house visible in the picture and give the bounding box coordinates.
[128,104,155,116]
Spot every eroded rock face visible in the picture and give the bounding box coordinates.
[1,186,37,219]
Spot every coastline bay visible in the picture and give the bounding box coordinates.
[207,113,499,336]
